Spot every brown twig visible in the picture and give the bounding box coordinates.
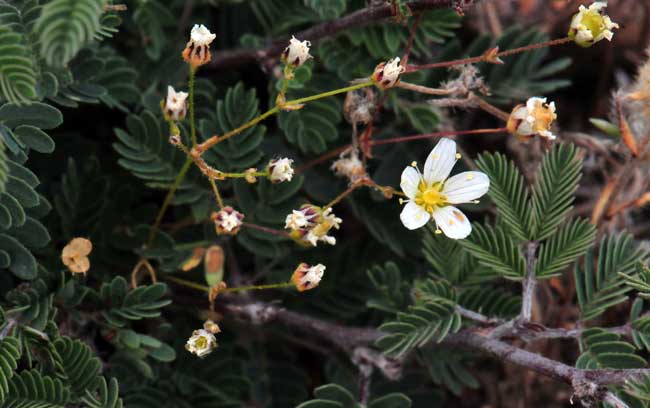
[208,0,481,70]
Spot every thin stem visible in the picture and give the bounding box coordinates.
[324,180,364,210]
[147,157,193,246]
[406,37,572,73]
[243,222,291,238]
[473,96,510,122]
[370,128,508,146]
[164,275,210,292]
[296,144,352,173]
[197,107,279,152]
[401,12,424,68]
[209,179,224,209]
[223,282,294,293]
[284,81,374,106]
[520,241,539,322]
[396,81,454,96]
[189,66,197,146]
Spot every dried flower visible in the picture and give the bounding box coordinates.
[285,204,341,247]
[371,57,404,89]
[268,158,294,183]
[399,138,489,239]
[180,247,206,271]
[507,97,557,141]
[185,329,217,357]
[282,36,312,68]
[162,86,188,121]
[331,150,366,183]
[211,206,244,235]
[203,320,221,334]
[568,2,619,48]
[343,88,376,125]
[291,263,325,292]
[61,238,93,274]
[182,24,216,68]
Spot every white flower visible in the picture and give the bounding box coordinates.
[291,263,325,292]
[185,329,217,358]
[331,150,365,182]
[399,138,489,239]
[372,57,405,89]
[282,36,312,68]
[285,205,340,247]
[569,2,619,47]
[268,158,294,183]
[163,86,188,121]
[183,24,216,67]
[211,206,244,235]
[190,24,216,46]
[507,97,557,141]
[285,210,312,230]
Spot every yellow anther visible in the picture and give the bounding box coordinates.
[435,229,442,234]
[455,153,462,159]
[411,161,417,167]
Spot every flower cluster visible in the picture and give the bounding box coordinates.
[291,263,325,292]
[285,204,342,246]
[569,2,619,48]
[268,157,294,183]
[211,206,244,235]
[182,24,216,68]
[399,138,489,239]
[61,237,93,275]
[507,97,557,141]
[371,57,404,89]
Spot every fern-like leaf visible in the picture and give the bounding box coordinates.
[35,0,106,67]
[576,328,645,369]
[82,377,123,408]
[0,336,21,402]
[0,25,37,104]
[3,369,70,407]
[535,218,595,279]
[531,143,582,240]
[100,277,170,328]
[476,151,532,241]
[53,337,102,396]
[575,233,647,322]
[459,223,526,280]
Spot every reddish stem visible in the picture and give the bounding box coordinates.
[242,222,291,238]
[370,128,508,146]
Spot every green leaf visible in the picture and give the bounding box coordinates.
[576,328,645,369]
[476,151,532,241]
[304,0,346,20]
[35,0,106,67]
[0,25,37,104]
[419,348,479,396]
[3,369,70,407]
[535,218,596,279]
[575,233,647,322]
[53,337,102,396]
[12,126,55,153]
[368,393,411,408]
[531,143,582,240]
[0,336,21,402]
[100,277,171,327]
[459,223,526,280]
[132,0,174,60]
[0,102,63,129]
[82,377,123,408]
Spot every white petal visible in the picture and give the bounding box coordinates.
[423,138,457,185]
[443,172,490,204]
[432,206,472,239]
[400,166,420,199]
[400,201,430,230]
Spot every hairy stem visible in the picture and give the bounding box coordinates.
[520,241,539,321]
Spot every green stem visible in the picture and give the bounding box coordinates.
[189,66,197,146]
[284,81,374,106]
[147,157,193,246]
[223,282,294,292]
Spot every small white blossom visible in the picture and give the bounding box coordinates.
[399,138,489,239]
[183,24,216,67]
[285,205,340,247]
[291,263,325,292]
[285,210,312,230]
[372,57,405,89]
[268,158,294,183]
[185,329,217,358]
[163,86,188,121]
[569,2,619,47]
[211,206,244,235]
[190,24,216,46]
[282,36,312,68]
[507,97,557,141]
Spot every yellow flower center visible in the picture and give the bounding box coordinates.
[581,11,607,38]
[415,182,447,213]
[195,336,208,349]
[531,102,556,132]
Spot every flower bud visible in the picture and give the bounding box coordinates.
[162,86,188,121]
[282,36,312,68]
[244,168,258,184]
[507,97,557,142]
[371,57,404,89]
[568,2,619,48]
[185,329,217,357]
[268,158,294,183]
[182,24,216,68]
[291,263,325,292]
[203,320,221,334]
[211,206,244,235]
